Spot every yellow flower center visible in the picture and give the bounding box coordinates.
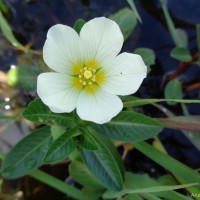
[71,60,105,94]
[83,70,93,79]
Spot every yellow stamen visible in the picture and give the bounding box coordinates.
[71,60,106,94]
[84,70,93,79]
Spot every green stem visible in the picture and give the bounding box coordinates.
[160,1,181,47]
[29,170,83,200]
[0,151,83,200]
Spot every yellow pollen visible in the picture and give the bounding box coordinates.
[83,70,93,79]
[71,60,106,94]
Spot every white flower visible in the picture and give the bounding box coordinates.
[37,17,147,124]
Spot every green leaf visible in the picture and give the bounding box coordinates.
[196,24,200,50]
[133,48,156,72]
[51,125,66,140]
[134,142,200,188]
[81,132,124,191]
[123,98,200,108]
[7,67,18,87]
[109,8,137,41]
[1,126,52,179]
[125,195,143,200]
[43,129,76,164]
[79,130,99,151]
[156,116,200,132]
[94,111,163,142]
[69,160,103,188]
[160,2,181,47]
[124,173,192,200]
[23,99,73,127]
[81,186,105,200]
[103,182,198,199]
[0,10,23,48]
[0,151,84,200]
[164,79,183,105]
[30,169,84,200]
[170,47,192,62]
[176,28,188,48]
[7,65,39,90]
[73,19,86,34]
[126,0,142,23]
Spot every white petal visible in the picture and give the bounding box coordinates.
[76,89,123,124]
[102,53,147,96]
[80,17,123,64]
[37,72,80,113]
[43,24,82,73]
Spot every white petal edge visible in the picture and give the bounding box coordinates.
[37,72,80,113]
[102,53,147,96]
[76,90,123,124]
[43,24,83,73]
[80,17,124,65]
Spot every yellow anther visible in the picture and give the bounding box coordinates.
[82,81,87,85]
[79,75,82,78]
[83,70,93,79]
[79,79,82,82]
[83,67,87,70]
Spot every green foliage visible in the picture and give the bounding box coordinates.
[170,47,192,62]
[160,2,181,47]
[108,173,193,200]
[123,98,200,107]
[79,129,99,150]
[0,10,23,47]
[81,187,104,200]
[43,129,76,164]
[7,67,18,86]
[81,132,124,191]
[1,126,52,179]
[126,0,142,22]
[1,2,200,199]
[69,160,103,188]
[51,125,66,140]
[164,79,183,105]
[110,8,137,41]
[93,111,163,142]
[103,182,196,199]
[133,47,156,72]
[7,65,40,90]
[23,99,74,127]
[135,142,200,191]
[30,169,84,200]
[73,19,86,34]
[176,28,188,48]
